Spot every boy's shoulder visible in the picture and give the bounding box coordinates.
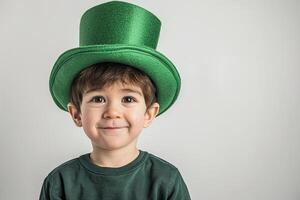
[145,152,182,180]
[44,156,81,179]
[147,152,179,171]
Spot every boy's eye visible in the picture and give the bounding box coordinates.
[122,96,136,103]
[91,96,105,103]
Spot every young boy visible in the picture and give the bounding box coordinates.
[40,1,191,199]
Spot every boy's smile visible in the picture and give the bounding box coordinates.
[68,81,159,153]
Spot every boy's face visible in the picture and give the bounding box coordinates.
[68,81,159,152]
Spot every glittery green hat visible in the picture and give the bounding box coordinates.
[49,1,181,116]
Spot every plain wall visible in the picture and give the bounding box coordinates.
[1,0,300,199]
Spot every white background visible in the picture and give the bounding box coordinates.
[1,0,300,199]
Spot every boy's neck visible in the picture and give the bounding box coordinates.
[90,146,140,168]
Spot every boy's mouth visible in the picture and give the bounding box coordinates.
[100,126,127,129]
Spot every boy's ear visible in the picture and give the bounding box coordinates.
[144,102,160,128]
[67,103,82,127]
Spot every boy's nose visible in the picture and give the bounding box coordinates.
[102,103,122,119]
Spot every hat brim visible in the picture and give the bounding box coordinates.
[49,44,181,116]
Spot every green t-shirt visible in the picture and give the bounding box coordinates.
[39,150,191,200]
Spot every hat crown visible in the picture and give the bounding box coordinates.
[79,1,161,49]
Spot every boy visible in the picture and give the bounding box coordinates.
[40,1,191,199]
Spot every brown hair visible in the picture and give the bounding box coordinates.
[69,62,157,113]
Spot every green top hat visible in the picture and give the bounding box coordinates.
[49,1,181,116]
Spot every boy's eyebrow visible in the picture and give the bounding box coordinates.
[84,89,99,95]
[84,88,142,96]
[120,88,143,96]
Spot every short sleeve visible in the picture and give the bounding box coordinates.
[167,170,191,200]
